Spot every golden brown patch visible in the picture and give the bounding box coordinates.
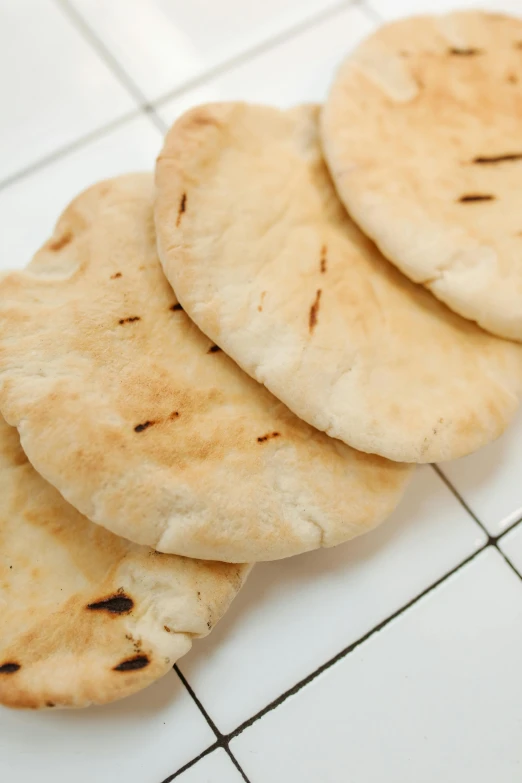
[48,231,73,252]
[110,272,122,279]
[258,291,266,312]
[309,289,322,333]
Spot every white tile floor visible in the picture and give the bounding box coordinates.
[1,1,522,782]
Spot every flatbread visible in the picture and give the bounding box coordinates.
[0,174,410,562]
[155,103,522,463]
[0,415,248,709]
[321,11,522,341]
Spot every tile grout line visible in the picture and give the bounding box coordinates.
[358,0,384,24]
[159,742,218,783]
[225,543,489,742]
[54,0,167,134]
[173,665,252,783]
[432,463,522,544]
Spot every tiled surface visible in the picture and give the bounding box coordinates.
[179,467,486,734]
[0,116,162,271]
[0,0,136,183]
[440,410,522,536]
[232,549,522,783]
[369,0,522,19]
[499,522,522,576]
[175,750,245,783]
[158,5,375,125]
[69,0,344,102]
[3,1,522,782]
[0,672,215,783]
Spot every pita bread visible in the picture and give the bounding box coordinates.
[0,174,410,563]
[155,103,522,464]
[0,414,248,709]
[321,11,522,341]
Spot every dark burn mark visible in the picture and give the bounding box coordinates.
[449,47,482,56]
[113,655,150,672]
[164,626,172,633]
[49,231,73,252]
[134,420,155,433]
[119,316,141,325]
[458,194,495,203]
[0,663,20,674]
[46,702,55,708]
[207,620,212,630]
[320,245,327,274]
[257,431,281,443]
[176,193,187,227]
[87,594,134,614]
[472,153,522,164]
[208,345,221,353]
[170,303,183,312]
[111,272,122,279]
[309,289,322,333]
[169,410,180,420]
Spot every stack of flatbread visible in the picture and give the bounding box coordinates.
[1,10,521,710]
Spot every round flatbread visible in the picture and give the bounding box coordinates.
[155,103,522,464]
[321,11,522,341]
[0,415,248,709]
[0,174,410,562]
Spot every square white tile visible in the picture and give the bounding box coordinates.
[176,749,245,783]
[157,5,375,127]
[499,521,522,576]
[0,671,215,783]
[369,0,522,20]
[439,409,522,536]
[0,0,136,183]
[178,467,486,734]
[231,548,522,783]
[69,0,346,103]
[0,115,162,272]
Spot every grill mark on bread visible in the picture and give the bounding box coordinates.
[449,47,483,56]
[0,662,20,674]
[87,594,134,614]
[458,194,495,203]
[320,245,327,273]
[113,655,149,672]
[134,420,155,433]
[309,289,322,332]
[257,431,280,443]
[48,231,73,251]
[472,153,522,164]
[176,193,187,226]
[119,316,141,325]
